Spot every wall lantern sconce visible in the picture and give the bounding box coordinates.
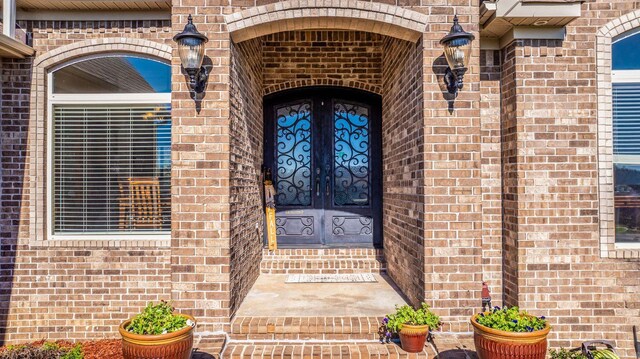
[439,15,475,96]
[173,14,208,93]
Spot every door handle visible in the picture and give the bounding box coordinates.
[316,168,321,197]
[325,164,331,196]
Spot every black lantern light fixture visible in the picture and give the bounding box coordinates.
[174,14,208,93]
[439,15,475,96]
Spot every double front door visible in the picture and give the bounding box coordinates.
[264,88,382,247]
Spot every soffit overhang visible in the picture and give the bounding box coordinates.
[0,32,34,58]
[2,0,170,11]
[480,0,583,48]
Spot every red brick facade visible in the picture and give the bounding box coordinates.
[0,0,638,357]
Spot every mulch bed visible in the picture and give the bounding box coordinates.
[80,340,122,359]
[0,339,123,359]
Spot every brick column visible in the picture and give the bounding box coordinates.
[171,7,231,332]
[422,11,484,332]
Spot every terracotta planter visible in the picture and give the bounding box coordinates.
[398,324,429,353]
[471,313,551,359]
[119,314,196,359]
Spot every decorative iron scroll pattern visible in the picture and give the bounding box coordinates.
[332,216,373,235]
[333,101,370,206]
[275,101,312,206]
[276,216,314,236]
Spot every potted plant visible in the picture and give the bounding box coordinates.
[382,303,441,353]
[119,301,196,359]
[471,306,550,359]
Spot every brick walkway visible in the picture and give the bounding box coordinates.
[192,334,477,358]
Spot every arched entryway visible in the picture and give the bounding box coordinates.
[264,87,382,247]
[228,26,427,317]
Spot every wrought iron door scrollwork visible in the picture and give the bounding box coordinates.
[276,216,314,236]
[332,216,373,235]
[333,102,370,206]
[275,101,313,206]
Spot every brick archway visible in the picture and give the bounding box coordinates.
[596,10,640,258]
[224,0,428,43]
[264,79,382,95]
[34,37,171,68]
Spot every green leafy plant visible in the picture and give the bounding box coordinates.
[60,345,83,359]
[475,306,547,333]
[549,348,587,359]
[0,342,83,359]
[125,301,192,335]
[381,303,441,340]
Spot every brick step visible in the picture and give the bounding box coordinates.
[223,342,430,358]
[262,248,384,259]
[260,248,386,274]
[260,259,386,274]
[230,316,385,341]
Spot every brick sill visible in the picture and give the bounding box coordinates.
[29,235,170,249]
[605,244,640,260]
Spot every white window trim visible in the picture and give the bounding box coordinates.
[46,55,171,241]
[611,69,640,250]
[611,70,640,83]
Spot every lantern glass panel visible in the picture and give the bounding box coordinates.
[443,37,472,71]
[177,37,205,71]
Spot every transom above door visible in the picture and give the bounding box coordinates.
[264,88,382,248]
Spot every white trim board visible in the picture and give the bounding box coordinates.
[612,70,640,83]
[480,26,566,50]
[15,10,170,21]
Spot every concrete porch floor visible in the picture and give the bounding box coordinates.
[236,274,410,317]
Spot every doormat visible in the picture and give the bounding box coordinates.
[286,274,377,283]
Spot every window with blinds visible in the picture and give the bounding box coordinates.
[612,29,640,244]
[49,55,171,236]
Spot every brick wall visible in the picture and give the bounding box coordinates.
[1,55,33,344]
[229,38,264,317]
[262,31,383,94]
[4,0,638,353]
[499,1,640,355]
[0,20,174,344]
[500,42,520,307]
[380,36,425,308]
[479,49,503,305]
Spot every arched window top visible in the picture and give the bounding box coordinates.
[51,55,171,94]
[613,29,640,71]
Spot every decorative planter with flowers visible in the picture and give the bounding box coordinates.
[471,306,550,359]
[119,301,196,359]
[382,303,442,353]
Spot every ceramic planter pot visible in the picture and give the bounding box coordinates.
[119,314,196,359]
[471,313,551,359]
[398,324,429,353]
